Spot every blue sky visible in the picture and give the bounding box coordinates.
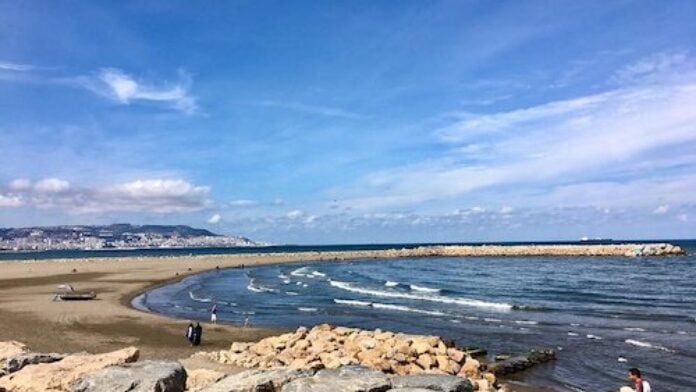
[1,1,695,244]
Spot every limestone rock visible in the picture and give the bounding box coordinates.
[0,342,28,363]
[1,352,64,376]
[186,369,226,392]
[70,360,186,392]
[281,366,391,392]
[200,368,313,392]
[0,346,139,392]
[390,375,473,392]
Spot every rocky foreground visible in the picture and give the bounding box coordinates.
[0,324,556,392]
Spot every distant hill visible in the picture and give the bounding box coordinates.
[0,224,260,251]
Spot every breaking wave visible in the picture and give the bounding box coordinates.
[625,339,675,353]
[409,284,440,293]
[329,280,512,311]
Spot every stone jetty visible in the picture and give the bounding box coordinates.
[0,325,557,391]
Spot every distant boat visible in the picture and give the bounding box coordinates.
[579,237,613,244]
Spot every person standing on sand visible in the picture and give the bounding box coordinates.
[193,322,203,346]
[210,304,218,324]
[185,322,194,345]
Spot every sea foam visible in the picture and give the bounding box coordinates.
[329,280,512,311]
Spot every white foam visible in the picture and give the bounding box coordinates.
[623,327,646,332]
[465,316,480,321]
[311,271,326,277]
[384,281,399,287]
[278,273,289,279]
[484,318,502,323]
[329,280,512,311]
[586,334,602,340]
[409,284,440,293]
[291,267,310,277]
[618,357,628,363]
[567,332,579,336]
[625,339,674,352]
[515,320,539,325]
[298,307,318,312]
[188,291,212,303]
[282,279,291,284]
[372,302,446,317]
[285,291,299,296]
[247,279,277,293]
[334,299,372,307]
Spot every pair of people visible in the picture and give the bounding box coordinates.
[186,322,203,346]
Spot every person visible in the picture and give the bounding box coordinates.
[193,322,203,346]
[210,304,218,324]
[185,322,194,345]
[627,368,651,392]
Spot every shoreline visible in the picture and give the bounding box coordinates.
[0,243,684,390]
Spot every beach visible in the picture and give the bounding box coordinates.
[0,243,690,391]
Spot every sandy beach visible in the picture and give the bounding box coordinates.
[0,243,683,359]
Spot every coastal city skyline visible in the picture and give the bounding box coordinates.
[1,1,696,244]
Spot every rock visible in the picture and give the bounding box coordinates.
[0,346,139,392]
[387,389,437,392]
[70,360,186,392]
[1,352,64,376]
[0,342,28,363]
[459,358,479,378]
[319,352,342,369]
[410,341,432,356]
[281,366,391,392]
[446,349,465,364]
[231,343,252,353]
[390,374,473,392]
[201,368,314,392]
[416,355,433,370]
[186,369,226,392]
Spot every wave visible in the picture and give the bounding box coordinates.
[285,291,299,296]
[247,279,277,293]
[625,339,675,353]
[384,281,399,287]
[623,327,646,332]
[328,280,512,311]
[568,332,579,336]
[311,271,326,277]
[515,320,539,325]
[372,302,446,317]
[334,299,372,307]
[484,318,502,323]
[298,307,318,312]
[409,284,440,293]
[290,267,310,277]
[278,273,289,279]
[188,290,213,303]
[586,334,602,340]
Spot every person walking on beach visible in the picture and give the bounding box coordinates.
[185,322,194,345]
[210,304,218,324]
[193,322,203,346]
[627,368,651,392]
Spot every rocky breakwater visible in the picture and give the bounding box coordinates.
[0,341,185,392]
[194,324,553,392]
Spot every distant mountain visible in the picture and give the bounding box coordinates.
[0,224,261,251]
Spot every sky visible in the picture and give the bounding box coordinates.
[1,1,695,244]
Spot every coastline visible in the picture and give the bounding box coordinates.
[0,243,684,390]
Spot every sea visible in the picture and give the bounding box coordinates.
[4,240,695,391]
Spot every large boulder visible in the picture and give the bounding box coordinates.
[0,346,139,392]
[186,369,226,391]
[1,353,64,377]
[281,366,391,392]
[0,342,28,363]
[70,360,186,392]
[390,375,473,392]
[200,368,313,392]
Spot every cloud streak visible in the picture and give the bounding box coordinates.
[0,178,211,213]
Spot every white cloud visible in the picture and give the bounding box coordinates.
[0,194,23,207]
[0,61,35,72]
[207,213,222,224]
[1,178,211,213]
[653,204,670,214]
[228,199,258,207]
[500,206,514,214]
[677,214,688,222]
[81,68,197,113]
[613,51,692,83]
[286,209,304,219]
[8,179,31,191]
[335,57,696,211]
[34,178,70,193]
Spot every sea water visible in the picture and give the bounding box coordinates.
[136,242,696,391]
